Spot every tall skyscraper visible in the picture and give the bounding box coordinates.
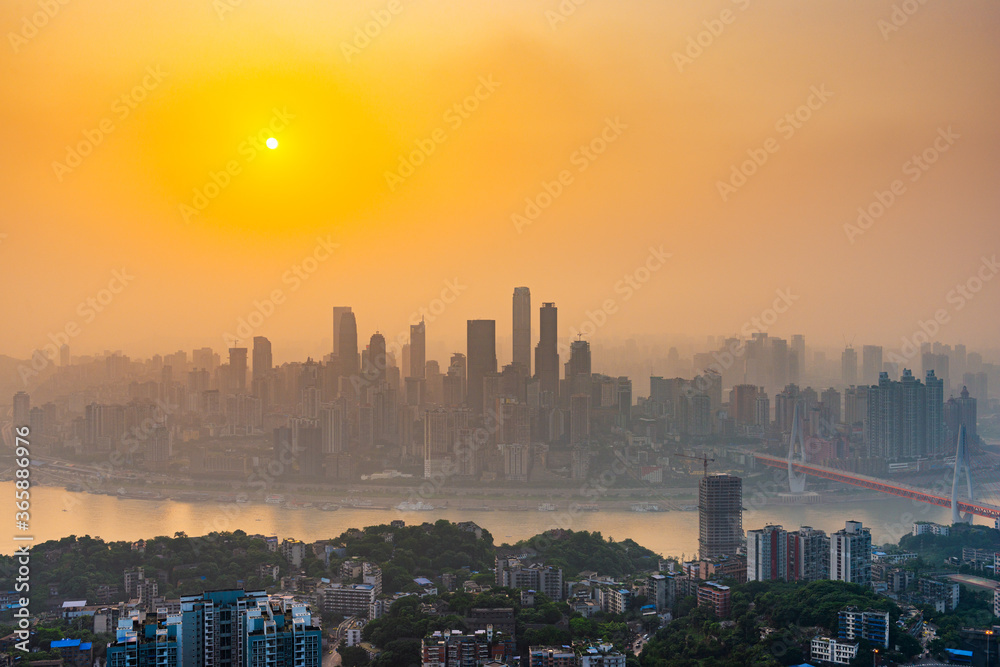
[366,332,387,385]
[338,311,359,377]
[830,520,871,585]
[228,347,248,392]
[409,319,426,379]
[513,287,531,376]
[568,339,592,397]
[841,346,858,386]
[535,302,560,401]
[790,334,806,382]
[251,336,271,383]
[861,345,883,385]
[698,474,743,560]
[333,306,352,355]
[466,320,497,414]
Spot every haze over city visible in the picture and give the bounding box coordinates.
[3,0,1000,363]
[5,2,1000,666]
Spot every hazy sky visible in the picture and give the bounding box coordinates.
[3,0,999,364]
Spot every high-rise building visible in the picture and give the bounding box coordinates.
[513,287,531,377]
[731,385,759,428]
[466,320,497,414]
[568,339,592,397]
[338,312,359,378]
[535,303,560,401]
[841,347,858,386]
[333,306,352,355]
[698,474,743,560]
[830,521,871,586]
[867,370,947,459]
[861,345,883,385]
[617,377,632,430]
[409,319,426,379]
[365,332,387,387]
[13,391,30,429]
[788,526,830,582]
[251,336,271,383]
[946,386,978,445]
[747,525,788,581]
[791,334,806,382]
[229,347,248,392]
[106,613,181,667]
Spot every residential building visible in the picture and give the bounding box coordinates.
[746,525,788,582]
[696,581,731,617]
[830,521,871,586]
[810,636,858,665]
[838,607,889,648]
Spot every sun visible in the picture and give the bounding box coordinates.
[266,137,278,149]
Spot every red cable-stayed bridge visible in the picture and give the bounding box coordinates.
[753,452,1000,521]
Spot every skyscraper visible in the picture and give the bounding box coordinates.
[228,347,248,392]
[513,287,531,376]
[830,520,871,585]
[409,319,425,379]
[338,311,359,377]
[333,306,352,355]
[251,336,271,383]
[466,320,497,414]
[698,474,743,560]
[841,346,858,386]
[568,339,592,397]
[861,345,883,385]
[535,302,560,401]
[366,332,387,386]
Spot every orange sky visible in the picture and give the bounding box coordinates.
[2,0,999,364]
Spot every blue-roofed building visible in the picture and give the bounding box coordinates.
[50,637,93,667]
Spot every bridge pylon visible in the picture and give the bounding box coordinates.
[787,402,807,493]
[951,424,974,525]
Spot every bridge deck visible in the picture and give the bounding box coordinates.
[753,453,1000,520]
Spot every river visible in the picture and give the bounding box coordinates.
[5,482,988,558]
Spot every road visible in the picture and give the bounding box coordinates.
[323,616,357,667]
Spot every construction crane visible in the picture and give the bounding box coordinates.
[675,452,715,476]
